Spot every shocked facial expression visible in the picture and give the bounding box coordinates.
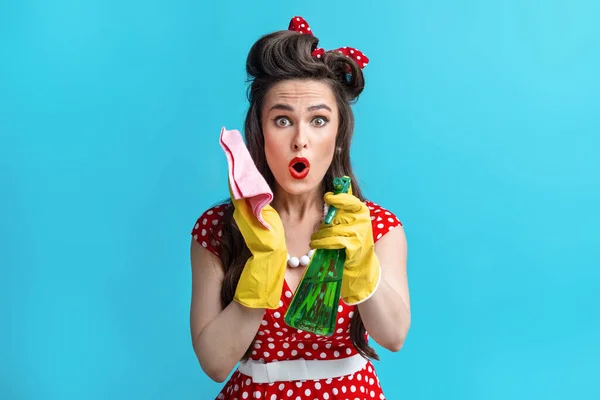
[261,79,339,196]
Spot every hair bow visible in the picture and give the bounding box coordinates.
[288,16,369,69]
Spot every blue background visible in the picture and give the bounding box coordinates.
[2,0,599,399]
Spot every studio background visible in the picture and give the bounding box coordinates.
[2,0,599,399]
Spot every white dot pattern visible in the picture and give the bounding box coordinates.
[287,16,370,72]
[193,200,398,399]
[215,358,385,399]
[191,203,229,257]
[192,201,401,258]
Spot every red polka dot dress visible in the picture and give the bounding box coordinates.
[191,200,402,400]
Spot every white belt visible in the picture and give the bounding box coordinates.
[237,353,367,384]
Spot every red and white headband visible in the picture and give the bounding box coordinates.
[288,16,370,69]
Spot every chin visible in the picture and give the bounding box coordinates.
[275,175,323,196]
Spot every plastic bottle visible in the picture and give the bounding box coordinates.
[283,176,351,336]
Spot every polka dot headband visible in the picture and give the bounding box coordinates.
[288,16,370,69]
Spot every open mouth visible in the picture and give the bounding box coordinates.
[289,157,310,180]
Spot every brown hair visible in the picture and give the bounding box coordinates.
[213,29,378,361]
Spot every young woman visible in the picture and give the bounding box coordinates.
[190,16,410,400]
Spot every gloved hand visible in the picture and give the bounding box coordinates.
[231,187,288,309]
[309,189,381,305]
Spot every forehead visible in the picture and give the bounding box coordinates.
[264,79,337,107]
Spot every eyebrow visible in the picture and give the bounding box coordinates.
[269,103,332,112]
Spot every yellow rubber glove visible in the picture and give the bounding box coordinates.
[309,189,381,305]
[231,188,288,309]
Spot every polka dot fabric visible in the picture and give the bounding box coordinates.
[366,201,402,241]
[191,200,402,400]
[191,203,228,258]
[287,16,370,69]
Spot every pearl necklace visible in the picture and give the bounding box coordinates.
[286,203,329,268]
[287,249,315,268]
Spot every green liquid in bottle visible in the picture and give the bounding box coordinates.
[284,248,346,336]
[283,176,351,336]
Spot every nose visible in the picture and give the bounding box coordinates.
[292,141,307,151]
[291,126,308,151]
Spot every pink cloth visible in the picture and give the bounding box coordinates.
[219,127,273,230]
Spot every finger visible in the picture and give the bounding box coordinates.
[261,205,285,231]
[309,237,347,251]
[310,226,353,242]
[323,192,364,213]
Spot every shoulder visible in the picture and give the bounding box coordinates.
[190,202,231,257]
[365,200,403,242]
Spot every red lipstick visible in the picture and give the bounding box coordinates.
[289,157,310,180]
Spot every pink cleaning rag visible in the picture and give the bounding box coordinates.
[219,127,274,230]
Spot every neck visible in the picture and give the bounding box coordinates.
[272,184,324,222]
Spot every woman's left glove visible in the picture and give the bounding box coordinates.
[309,191,381,305]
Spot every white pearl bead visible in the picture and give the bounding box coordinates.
[300,255,310,266]
[307,249,315,258]
[289,256,300,268]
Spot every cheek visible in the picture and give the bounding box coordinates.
[316,126,338,161]
[263,131,285,167]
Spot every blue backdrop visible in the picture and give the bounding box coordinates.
[2,1,599,399]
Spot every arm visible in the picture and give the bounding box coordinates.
[189,240,265,382]
[357,225,411,352]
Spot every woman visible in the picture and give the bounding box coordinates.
[190,16,410,400]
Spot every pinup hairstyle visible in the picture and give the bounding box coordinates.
[213,30,377,361]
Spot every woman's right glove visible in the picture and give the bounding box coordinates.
[231,188,288,310]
